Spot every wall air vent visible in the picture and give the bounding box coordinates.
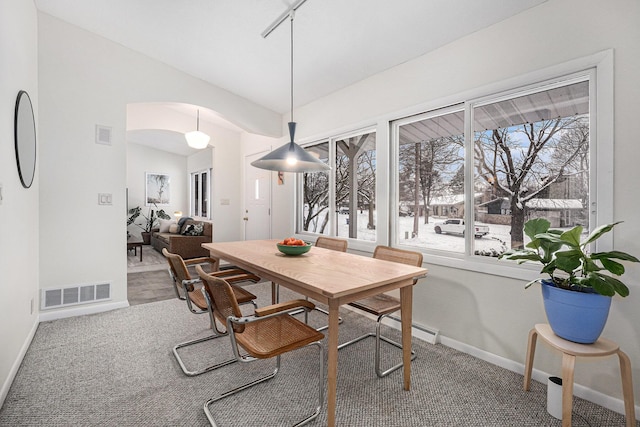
[41,282,111,310]
[95,125,112,145]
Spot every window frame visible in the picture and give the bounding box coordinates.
[296,126,379,249]
[293,51,613,281]
[389,51,613,280]
[190,168,211,220]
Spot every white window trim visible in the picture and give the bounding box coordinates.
[296,127,380,253]
[294,50,613,281]
[190,168,212,220]
[388,50,613,281]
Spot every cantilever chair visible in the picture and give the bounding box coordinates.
[338,245,423,377]
[162,248,260,376]
[196,265,325,427]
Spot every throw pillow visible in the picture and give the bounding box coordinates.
[158,219,176,233]
[178,217,192,229]
[182,223,204,236]
[168,224,179,234]
[181,224,195,236]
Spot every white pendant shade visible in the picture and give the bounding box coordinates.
[185,130,210,149]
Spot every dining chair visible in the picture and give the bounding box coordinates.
[338,245,422,377]
[196,265,325,427]
[162,248,260,376]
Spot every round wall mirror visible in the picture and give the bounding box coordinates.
[14,90,37,189]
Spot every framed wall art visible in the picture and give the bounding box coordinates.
[145,172,170,205]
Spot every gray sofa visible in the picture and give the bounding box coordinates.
[150,219,212,259]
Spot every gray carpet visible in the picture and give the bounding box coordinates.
[1,283,634,426]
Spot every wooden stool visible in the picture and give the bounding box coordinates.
[524,323,635,427]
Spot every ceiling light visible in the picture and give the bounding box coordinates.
[185,109,210,149]
[251,8,329,173]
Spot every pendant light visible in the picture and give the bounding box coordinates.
[185,109,210,149]
[251,11,329,173]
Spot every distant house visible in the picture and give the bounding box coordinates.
[428,193,483,217]
[525,198,584,227]
[477,197,584,227]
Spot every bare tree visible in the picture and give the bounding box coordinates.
[398,135,463,237]
[302,170,329,233]
[336,133,375,238]
[475,116,589,248]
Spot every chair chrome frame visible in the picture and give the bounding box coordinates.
[201,281,324,427]
[337,311,417,378]
[337,245,422,378]
[163,250,259,377]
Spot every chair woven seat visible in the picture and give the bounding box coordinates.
[349,293,400,317]
[237,315,324,358]
[189,285,256,311]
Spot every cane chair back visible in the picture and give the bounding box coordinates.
[315,236,348,252]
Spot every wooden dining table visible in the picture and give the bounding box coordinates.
[202,239,428,427]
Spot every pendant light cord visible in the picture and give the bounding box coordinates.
[290,11,294,124]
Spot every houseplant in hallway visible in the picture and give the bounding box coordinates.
[127,204,171,244]
[500,218,638,343]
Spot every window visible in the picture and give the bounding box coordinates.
[301,142,330,235]
[395,107,465,252]
[190,169,211,219]
[393,74,593,260]
[298,129,377,242]
[336,131,377,241]
[473,79,589,255]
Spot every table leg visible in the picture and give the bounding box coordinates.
[561,352,576,427]
[138,245,142,262]
[326,299,340,427]
[270,282,279,305]
[400,285,413,391]
[523,328,537,391]
[617,350,636,427]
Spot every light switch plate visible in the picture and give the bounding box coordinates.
[220,198,230,205]
[98,193,112,205]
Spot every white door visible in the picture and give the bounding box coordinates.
[244,152,271,240]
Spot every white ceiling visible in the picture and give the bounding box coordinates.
[34,0,546,115]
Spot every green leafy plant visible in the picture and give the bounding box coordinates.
[499,218,638,297]
[127,204,171,233]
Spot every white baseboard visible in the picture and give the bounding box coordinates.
[0,317,39,408]
[438,334,640,419]
[38,300,129,322]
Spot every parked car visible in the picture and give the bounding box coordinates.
[434,218,489,238]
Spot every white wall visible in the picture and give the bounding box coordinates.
[37,13,280,317]
[126,143,187,239]
[0,0,39,405]
[261,0,640,411]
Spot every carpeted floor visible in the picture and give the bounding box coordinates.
[0,282,634,426]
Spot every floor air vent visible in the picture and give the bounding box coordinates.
[42,282,111,310]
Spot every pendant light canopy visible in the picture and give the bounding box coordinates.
[185,109,210,149]
[251,8,329,173]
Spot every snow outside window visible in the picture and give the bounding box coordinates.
[299,129,377,242]
[393,75,592,260]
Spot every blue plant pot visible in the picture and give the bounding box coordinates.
[541,280,612,344]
